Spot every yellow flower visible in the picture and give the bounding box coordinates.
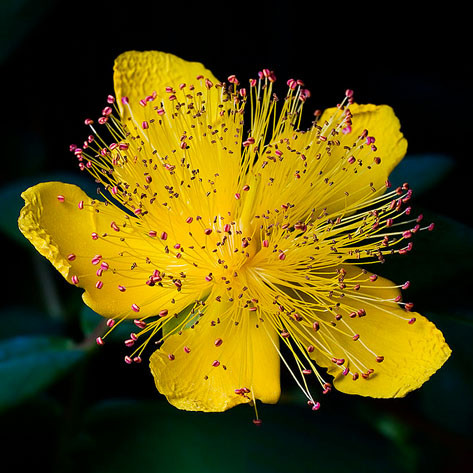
[18,51,451,414]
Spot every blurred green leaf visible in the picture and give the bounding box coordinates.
[381,210,473,298]
[0,306,64,340]
[0,173,99,246]
[419,310,473,436]
[0,335,84,411]
[389,154,454,195]
[0,0,56,62]
[66,399,398,473]
[373,414,418,473]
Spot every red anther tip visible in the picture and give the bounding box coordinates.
[402,281,411,290]
[345,89,354,98]
[311,402,321,411]
[408,317,417,324]
[212,360,220,367]
[253,419,263,425]
[428,223,435,231]
[96,337,104,345]
[376,356,385,363]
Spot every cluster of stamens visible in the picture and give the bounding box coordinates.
[65,67,433,420]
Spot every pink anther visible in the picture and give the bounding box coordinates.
[91,255,102,265]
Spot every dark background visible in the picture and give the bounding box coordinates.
[1,1,472,472]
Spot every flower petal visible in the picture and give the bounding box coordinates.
[303,267,451,398]
[18,182,194,318]
[113,50,222,123]
[150,304,280,412]
[319,103,407,213]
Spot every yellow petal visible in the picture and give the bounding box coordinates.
[113,50,222,124]
[18,182,193,318]
[150,303,280,412]
[319,103,408,214]
[303,267,450,398]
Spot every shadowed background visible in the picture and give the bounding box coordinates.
[0,1,472,472]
